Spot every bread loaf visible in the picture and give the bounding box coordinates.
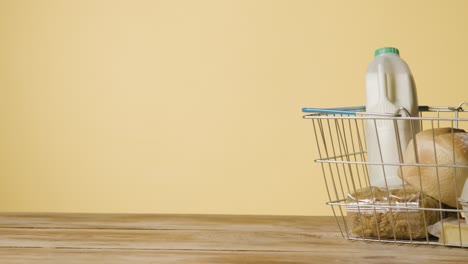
[399,128,468,207]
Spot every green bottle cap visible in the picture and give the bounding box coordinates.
[374,47,400,56]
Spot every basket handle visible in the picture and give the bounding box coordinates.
[302,105,436,115]
[301,106,366,115]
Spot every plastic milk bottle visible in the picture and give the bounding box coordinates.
[365,47,420,187]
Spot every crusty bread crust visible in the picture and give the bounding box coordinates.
[398,128,468,207]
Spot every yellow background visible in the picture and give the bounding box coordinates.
[1,0,467,215]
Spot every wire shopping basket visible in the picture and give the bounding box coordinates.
[302,102,468,247]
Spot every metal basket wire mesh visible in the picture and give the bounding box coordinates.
[303,103,468,247]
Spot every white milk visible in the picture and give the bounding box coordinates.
[365,47,420,187]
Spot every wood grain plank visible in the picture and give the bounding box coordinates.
[0,225,467,261]
[0,213,336,232]
[0,213,467,264]
[0,227,339,251]
[0,246,467,264]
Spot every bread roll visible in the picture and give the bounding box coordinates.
[399,128,468,207]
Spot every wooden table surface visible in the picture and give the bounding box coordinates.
[0,213,466,263]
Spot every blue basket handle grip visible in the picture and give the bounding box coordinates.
[302,105,432,115]
[302,106,366,115]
